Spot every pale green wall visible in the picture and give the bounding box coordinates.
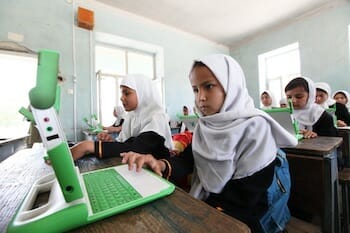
[0,0,228,141]
[4,1,348,141]
[231,2,350,106]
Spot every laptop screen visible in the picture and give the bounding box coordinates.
[263,107,302,140]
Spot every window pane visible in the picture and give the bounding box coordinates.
[266,50,300,79]
[268,77,282,102]
[95,46,126,75]
[0,53,37,137]
[128,51,154,78]
[98,76,118,126]
[259,43,300,103]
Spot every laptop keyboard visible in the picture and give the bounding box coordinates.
[83,168,142,214]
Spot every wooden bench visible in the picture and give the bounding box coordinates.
[339,168,350,233]
[285,217,321,233]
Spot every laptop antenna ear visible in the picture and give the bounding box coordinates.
[287,98,294,114]
[287,98,301,134]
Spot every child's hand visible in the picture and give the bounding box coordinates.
[337,120,347,127]
[121,152,165,176]
[97,132,114,142]
[300,129,317,139]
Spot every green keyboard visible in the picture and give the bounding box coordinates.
[83,168,142,214]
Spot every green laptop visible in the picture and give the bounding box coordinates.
[263,104,304,141]
[7,50,175,233]
[177,113,198,131]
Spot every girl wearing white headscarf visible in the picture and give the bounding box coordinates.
[102,106,126,134]
[113,106,126,126]
[121,54,298,232]
[285,77,337,138]
[116,74,173,149]
[71,74,173,160]
[260,90,277,109]
[315,82,350,127]
[333,90,350,111]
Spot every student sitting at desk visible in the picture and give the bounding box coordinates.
[121,54,298,232]
[333,90,350,112]
[101,105,126,135]
[178,105,190,132]
[260,90,277,109]
[279,97,288,108]
[70,74,173,160]
[315,82,350,127]
[285,77,337,139]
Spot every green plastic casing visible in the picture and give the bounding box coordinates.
[49,142,84,202]
[29,50,83,202]
[29,50,59,109]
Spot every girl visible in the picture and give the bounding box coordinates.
[279,97,288,108]
[333,90,350,111]
[285,77,337,138]
[260,90,277,109]
[101,105,126,134]
[71,74,173,160]
[121,54,297,232]
[315,82,350,127]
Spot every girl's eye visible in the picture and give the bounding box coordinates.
[192,88,198,93]
[206,84,214,89]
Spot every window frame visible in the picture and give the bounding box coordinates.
[94,33,164,126]
[258,42,301,105]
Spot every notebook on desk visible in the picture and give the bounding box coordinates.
[264,107,304,141]
[7,50,175,233]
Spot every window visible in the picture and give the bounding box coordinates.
[95,45,159,126]
[0,51,37,138]
[258,43,301,105]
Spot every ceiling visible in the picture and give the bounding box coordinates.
[96,0,337,47]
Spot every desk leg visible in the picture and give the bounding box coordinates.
[325,150,341,233]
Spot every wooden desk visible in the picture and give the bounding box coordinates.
[0,134,27,162]
[283,136,343,233]
[0,147,250,233]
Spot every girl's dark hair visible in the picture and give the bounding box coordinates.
[316,88,327,94]
[334,91,347,99]
[284,77,309,93]
[191,61,207,71]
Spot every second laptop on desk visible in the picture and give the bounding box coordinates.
[264,108,304,141]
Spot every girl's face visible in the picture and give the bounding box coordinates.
[315,90,328,105]
[261,93,272,106]
[334,93,347,105]
[120,86,138,111]
[285,86,309,110]
[189,65,225,116]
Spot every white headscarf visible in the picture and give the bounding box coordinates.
[260,90,277,109]
[189,54,297,199]
[291,77,325,130]
[114,105,126,125]
[314,82,336,108]
[279,97,288,107]
[116,74,173,150]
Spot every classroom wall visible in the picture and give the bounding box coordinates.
[0,0,228,141]
[230,1,350,106]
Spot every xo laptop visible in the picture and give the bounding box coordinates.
[264,107,304,141]
[8,50,175,233]
[177,114,198,132]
